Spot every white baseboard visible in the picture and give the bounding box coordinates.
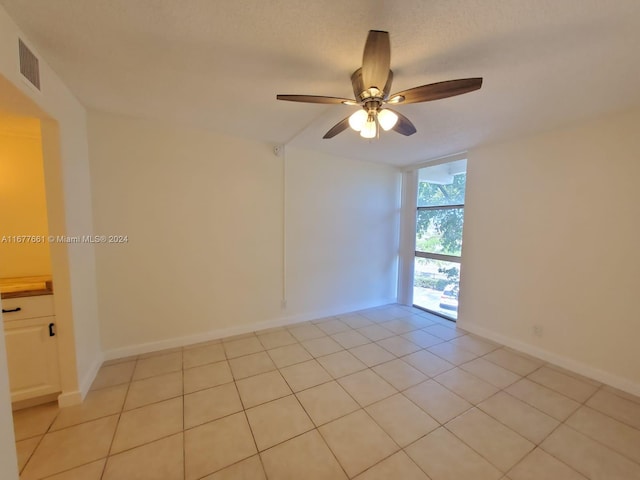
[461,322,640,398]
[53,353,103,407]
[57,390,82,407]
[103,298,396,361]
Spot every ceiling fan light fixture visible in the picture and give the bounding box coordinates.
[348,110,368,131]
[277,30,483,140]
[377,109,398,131]
[360,113,377,138]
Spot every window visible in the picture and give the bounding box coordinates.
[413,160,466,320]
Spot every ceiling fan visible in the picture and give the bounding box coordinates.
[277,30,483,139]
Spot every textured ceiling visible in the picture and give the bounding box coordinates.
[2,0,640,166]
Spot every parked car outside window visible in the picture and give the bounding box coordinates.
[439,284,459,310]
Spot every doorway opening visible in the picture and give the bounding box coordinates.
[0,115,63,406]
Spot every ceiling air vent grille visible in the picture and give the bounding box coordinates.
[18,39,41,90]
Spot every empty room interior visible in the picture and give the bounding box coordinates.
[0,1,639,479]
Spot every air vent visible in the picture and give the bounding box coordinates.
[18,39,40,91]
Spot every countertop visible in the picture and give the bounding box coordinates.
[0,275,53,299]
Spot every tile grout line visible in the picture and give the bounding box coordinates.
[558,420,640,469]
[16,432,46,476]
[286,389,351,478]
[393,347,609,477]
[90,363,636,480]
[440,417,533,475]
[231,339,402,476]
[221,341,269,479]
[557,384,640,467]
[98,355,139,480]
[289,344,429,477]
[15,401,60,475]
[431,359,640,476]
[15,304,640,479]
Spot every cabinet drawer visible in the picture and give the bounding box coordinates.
[1,295,54,321]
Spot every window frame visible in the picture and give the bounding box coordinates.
[397,152,468,321]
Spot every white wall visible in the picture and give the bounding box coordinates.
[88,111,399,357]
[285,146,399,315]
[0,120,52,277]
[459,108,640,395]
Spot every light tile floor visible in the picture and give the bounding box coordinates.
[12,304,640,479]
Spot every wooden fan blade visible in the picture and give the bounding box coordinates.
[361,30,391,90]
[277,94,354,104]
[387,109,417,136]
[351,68,364,99]
[390,78,483,104]
[323,117,350,139]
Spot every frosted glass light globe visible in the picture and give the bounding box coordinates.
[377,109,398,131]
[348,110,368,131]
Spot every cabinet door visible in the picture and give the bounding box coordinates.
[4,316,61,402]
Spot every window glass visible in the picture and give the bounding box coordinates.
[413,257,461,320]
[416,208,464,257]
[417,161,466,207]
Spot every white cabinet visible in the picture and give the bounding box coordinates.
[2,295,61,403]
